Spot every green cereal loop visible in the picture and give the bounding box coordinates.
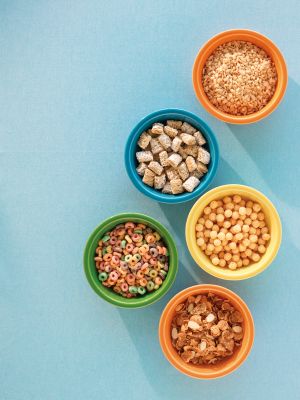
[134,229,143,234]
[121,240,126,248]
[102,248,107,256]
[98,272,108,282]
[101,235,110,242]
[129,286,138,294]
[137,286,146,295]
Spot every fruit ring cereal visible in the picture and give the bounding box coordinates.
[94,222,169,297]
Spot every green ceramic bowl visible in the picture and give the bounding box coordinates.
[83,213,178,308]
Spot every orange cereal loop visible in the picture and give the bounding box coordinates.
[125,222,135,229]
[139,278,147,287]
[145,234,155,243]
[103,253,112,262]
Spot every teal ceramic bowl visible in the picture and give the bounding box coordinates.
[83,213,178,308]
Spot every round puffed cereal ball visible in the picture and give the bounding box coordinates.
[225,232,233,241]
[259,221,266,228]
[219,251,225,259]
[261,227,268,234]
[197,238,205,246]
[245,249,252,257]
[210,230,218,239]
[252,253,261,262]
[199,217,205,224]
[212,224,220,232]
[214,245,223,253]
[243,258,250,266]
[246,200,254,208]
[252,220,260,229]
[233,195,242,204]
[204,207,211,215]
[209,213,216,221]
[218,232,225,241]
[207,243,215,252]
[224,209,232,218]
[249,234,258,243]
[232,211,239,220]
[223,196,232,204]
[216,214,225,223]
[242,224,250,233]
[262,233,271,241]
[249,227,257,235]
[229,242,237,250]
[245,217,252,225]
[228,262,237,270]
[214,239,221,247]
[257,212,265,221]
[246,207,252,216]
[235,233,244,241]
[211,257,220,266]
[226,203,235,212]
[258,238,266,245]
[232,224,241,234]
[250,212,258,221]
[239,244,246,252]
[196,224,204,232]
[253,203,261,213]
[240,200,246,206]
[205,220,213,229]
[204,230,210,238]
[196,232,203,238]
[243,238,250,247]
[232,254,240,262]
[239,207,246,215]
[219,259,226,268]
[224,253,232,261]
[237,260,243,268]
[210,201,218,210]
[223,221,231,229]
[258,245,266,254]
[216,207,224,214]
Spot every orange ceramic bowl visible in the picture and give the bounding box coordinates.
[159,284,254,379]
[193,29,288,124]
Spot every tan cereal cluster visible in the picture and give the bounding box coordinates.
[171,292,244,365]
[202,41,278,116]
[196,195,271,269]
[136,120,210,194]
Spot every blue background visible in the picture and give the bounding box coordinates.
[1,1,300,399]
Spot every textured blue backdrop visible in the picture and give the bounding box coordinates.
[1,1,300,399]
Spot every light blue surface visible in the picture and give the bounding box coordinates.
[125,108,219,203]
[1,1,300,399]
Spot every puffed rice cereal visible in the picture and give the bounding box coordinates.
[202,41,278,116]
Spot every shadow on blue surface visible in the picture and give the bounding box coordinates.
[227,77,300,207]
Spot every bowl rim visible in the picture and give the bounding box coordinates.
[159,284,255,379]
[124,108,219,204]
[83,212,178,308]
[192,29,288,124]
[185,184,282,280]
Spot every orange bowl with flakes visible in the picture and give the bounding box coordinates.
[192,29,288,124]
[159,284,254,379]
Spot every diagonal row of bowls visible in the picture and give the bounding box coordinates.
[84,29,287,378]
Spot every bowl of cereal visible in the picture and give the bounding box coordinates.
[84,213,178,307]
[125,109,219,203]
[159,284,254,379]
[186,184,282,280]
[193,29,288,124]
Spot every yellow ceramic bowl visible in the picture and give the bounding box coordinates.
[186,184,282,280]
